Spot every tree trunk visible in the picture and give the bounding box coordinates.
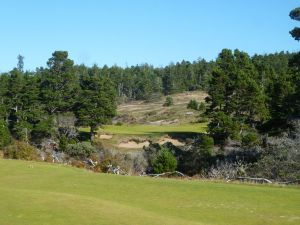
[90,126,95,143]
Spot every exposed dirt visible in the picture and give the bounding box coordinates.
[117,91,207,124]
[98,134,113,140]
[118,140,150,149]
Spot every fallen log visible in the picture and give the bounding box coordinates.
[141,171,191,179]
[227,177,272,184]
[278,179,300,185]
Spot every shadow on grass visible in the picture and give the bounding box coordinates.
[78,131,90,142]
[139,131,203,141]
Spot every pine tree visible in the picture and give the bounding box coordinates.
[40,51,79,114]
[290,8,300,41]
[75,72,116,141]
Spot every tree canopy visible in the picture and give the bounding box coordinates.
[290,7,300,40]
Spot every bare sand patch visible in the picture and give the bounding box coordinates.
[118,140,150,149]
[99,134,113,139]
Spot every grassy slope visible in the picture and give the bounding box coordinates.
[98,123,207,135]
[80,91,209,150]
[0,159,299,225]
[117,91,208,123]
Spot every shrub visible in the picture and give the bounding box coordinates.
[199,135,214,156]
[207,161,247,179]
[182,135,214,174]
[0,120,11,148]
[198,117,209,123]
[4,141,38,161]
[31,118,54,141]
[58,134,77,152]
[208,112,241,144]
[198,102,206,111]
[66,142,96,158]
[71,159,86,168]
[152,147,177,173]
[163,96,174,107]
[242,130,259,147]
[116,121,123,126]
[59,135,68,152]
[246,131,300,181]
[187,99,199,110]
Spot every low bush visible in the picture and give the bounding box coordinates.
[4,141,38,161]
[152,147,177,173]
[198,102,206,111]
[163,96,174,107]
[187,99,199,110]
[242,131,260,147]
[66,142,96,158]
[71,159,86,168]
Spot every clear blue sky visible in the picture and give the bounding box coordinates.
[0,0,299,72]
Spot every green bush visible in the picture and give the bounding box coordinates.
[198,102,206,111]
[115,121,123,126]
[242,131,259,147]
[59,135,68,152]
[4,141,38,161]
[208,112,241,144]
[66,142,96,158]
[198,117,209,123]
[163,96,174,107]
[152,147,177,173]
[187,99,199,110]
[59,135,77,152]
[199,135,214,156]
[0,120,11,148]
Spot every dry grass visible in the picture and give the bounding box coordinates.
[117,91,207,124]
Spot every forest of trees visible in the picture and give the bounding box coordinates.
[0,8,299,181]
[0,49,294,145]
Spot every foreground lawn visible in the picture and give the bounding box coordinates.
[0,159,299,225]
[98,123,207,135]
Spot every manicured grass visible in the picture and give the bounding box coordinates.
[0,159,299,225]
[97,123,207,135]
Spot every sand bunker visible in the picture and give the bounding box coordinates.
[159,137,185,146]
[118,140,150,149]
[99,134,113,139]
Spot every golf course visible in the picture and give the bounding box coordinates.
[0,159,299,225]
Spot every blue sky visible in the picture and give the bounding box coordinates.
[0,0,299,72]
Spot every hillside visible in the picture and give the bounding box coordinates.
[0,159,299,225]
[92,91,208,151]
[117,91,207,124]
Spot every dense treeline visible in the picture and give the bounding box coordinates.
[206,50,294,145]
[80,59,214,101]
[0,51,117,145]
[0,50,294,146]
[0,49,299,181]
[0,7,299,181]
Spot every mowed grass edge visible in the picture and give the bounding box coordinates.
[0,159,299,225]
[80,123,208,135]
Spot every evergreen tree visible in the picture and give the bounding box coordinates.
[17,55,24,72]
[162,67,173,95]
[0,74,9,121]
[206,49,268,144]
[75,71,116,141]
[290,7,300,41]
[288,8,300,117]
[0,120,11,148]
[40,51,79,114]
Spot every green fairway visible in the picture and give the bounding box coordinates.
[95,123,207,135]
[0,159,299,225]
